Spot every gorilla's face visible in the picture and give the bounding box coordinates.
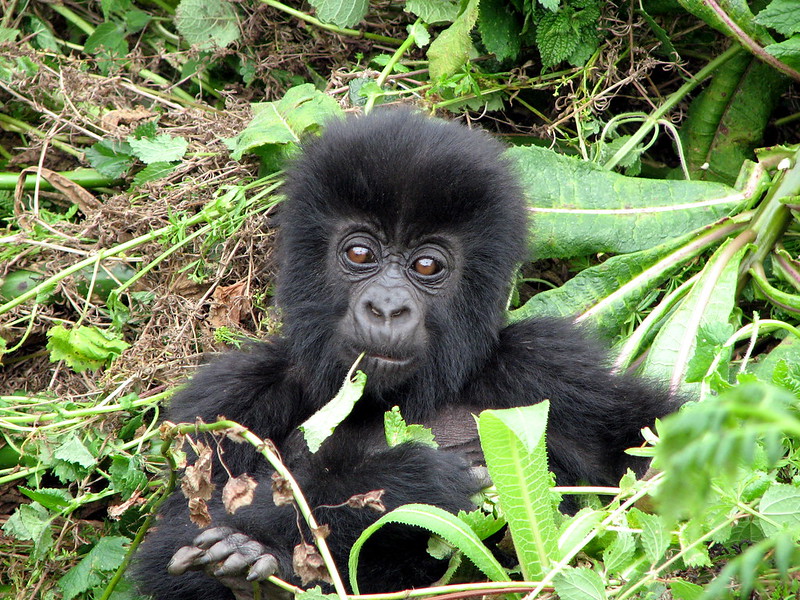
[331,222,460,389]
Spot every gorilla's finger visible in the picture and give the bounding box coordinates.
[194,526,236,550]
[247,554,280,581]
[167,546,205,575]
[195,534,251,565]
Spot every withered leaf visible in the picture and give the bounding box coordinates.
[312,524,330,540]
[222,473,258,514]
[271,471,293,506]
[346,489,386,513]
[292,542,332,586]
[181,441,214,501]
[188,497,212,528]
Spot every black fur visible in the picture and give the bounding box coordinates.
[133,111,679,599]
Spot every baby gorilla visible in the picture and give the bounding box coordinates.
[133,111,679,599]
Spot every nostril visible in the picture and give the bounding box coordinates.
[390,308,406,318]
[367,302,382,318]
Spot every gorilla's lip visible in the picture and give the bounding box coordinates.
[366,353,412,365]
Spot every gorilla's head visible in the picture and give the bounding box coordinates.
[278,111,528,414]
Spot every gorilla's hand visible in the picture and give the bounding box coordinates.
[168,527,288,600]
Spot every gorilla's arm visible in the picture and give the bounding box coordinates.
[466,318,679,487]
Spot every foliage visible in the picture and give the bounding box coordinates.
[1,0,800,597]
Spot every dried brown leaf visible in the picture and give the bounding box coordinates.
[346,489,386,513]
[292,542,331,585]
[222,473,258,514]
[271,471,293,506]
[188,497,212,528]
[181,441,214,501]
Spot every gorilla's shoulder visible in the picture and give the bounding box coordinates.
[497,317,607,368]
[166,337,295,425]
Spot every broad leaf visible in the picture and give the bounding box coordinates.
[478,403,558,580]
[507,145,746,259]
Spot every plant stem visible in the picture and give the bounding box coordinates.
[0,168,116,190]
[702,0,800,81]
[260,0,400,45]
[0,114,83,158]
[603,44,743,171]
[365,21,420,113]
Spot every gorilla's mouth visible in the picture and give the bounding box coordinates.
[367,352,411,364]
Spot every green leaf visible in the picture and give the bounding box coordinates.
[536,9,577,67]
[54,434,96,468]
[225,84,343,162]
[557,507,605,557]
[46,324,130,372]
[109,455,148,498]
[19,487,72,510]
[300,369,366,453]
[764,35,800,70]
[457,508,506,539]
[175,0,240,48]
[384,406,437,448]
[758,484,800,537]
[84,139,135,178]
[506,145,745,259]
[84,22,127,57]
[308,0,369,28]
[602,529,635,575]
[630,508,671,564]
[131,161,177,186]
[755,0,800,37]
[2,502,53,560]
[406,0,460,24]
[427,0,480,80]
[668,579,704,600]
[553,567,607,600]
[58,537,129,600]
[479,0,522,62]
[679,52,788,184]
[478,403,558,580]
[127,134,188,164]
[641,238,747,394]
[348,504,507,594]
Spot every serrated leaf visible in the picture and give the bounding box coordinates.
[406,0,460,24]
[54,434,96,468]
[384,406,437,448]
[553,567,607,600]
[348,504,507,593]
[131,161,177,186]
[19,487,72,510]
[602,529,635,574]
[127,134,188,164]
[175,0,240,48]
[427,0,480,80]
[408,21,430,48]
[58,536,128,600]
[506,145,745,259]
[764,35,800,70]
[457,508,506,539]
[478,403,558,580]
[2,502,53,560]
[758,483,800,537]
[536,9,577,67]
[754,0,800,37]
[84,139,135,178]
[632,509,671,564]
[300,369,366,453]
[225,84,343,161]
[46,325,130,372]
[308,0,368,28]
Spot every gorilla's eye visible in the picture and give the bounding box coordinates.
[346,246,377,265]
[413,257,442,277]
